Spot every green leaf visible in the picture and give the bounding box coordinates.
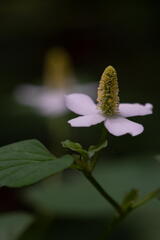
[0,212,34,240]
[24,154,160,217]
[121,189,139,210]
[88,140,108,158]
[0,139,73,187]
[24,177,109,217]
[62,139,108,159]
[132,188,160,209]
[62,140,88,158]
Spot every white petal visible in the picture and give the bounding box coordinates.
[104,117,144,136]
[65,93,98,115]
[119,103,153,117]
[15,84,67,116]
[37,91,66,116]
[14,84,44,107]
[68,113,105,127]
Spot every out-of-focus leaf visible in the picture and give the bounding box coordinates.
[0,212,34,240]
[18,215,54,240]
[24,155,160,217]
[0,139,73,187]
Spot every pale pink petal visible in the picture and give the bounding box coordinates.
[37,91,66,116]
[15,84,67,116]
[14,84,44,107]
[119,103,153,117]
[104,117,144,136]
[65,93,98,115]
[68,113,105,127]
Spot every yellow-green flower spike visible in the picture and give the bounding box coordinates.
[97,66,119,116]
[43,47,75,89]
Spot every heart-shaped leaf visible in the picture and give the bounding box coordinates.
[0,139,73,187]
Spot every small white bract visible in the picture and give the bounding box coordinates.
[65,94,153,137]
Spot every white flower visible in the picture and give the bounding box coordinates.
[14,83,97,117]
[65,93,153,136]
[14,47,97,117]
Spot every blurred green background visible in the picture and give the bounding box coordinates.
[0,1,160,240]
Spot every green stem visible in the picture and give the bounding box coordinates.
[100,215,125,240]
[132,188,160,209]
[83,172,123,216]
[100,188,160,240]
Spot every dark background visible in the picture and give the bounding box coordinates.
[0,1,160,240]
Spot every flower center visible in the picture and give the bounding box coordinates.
[97,65,119,116]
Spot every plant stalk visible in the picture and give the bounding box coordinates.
[83,172,123,216]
